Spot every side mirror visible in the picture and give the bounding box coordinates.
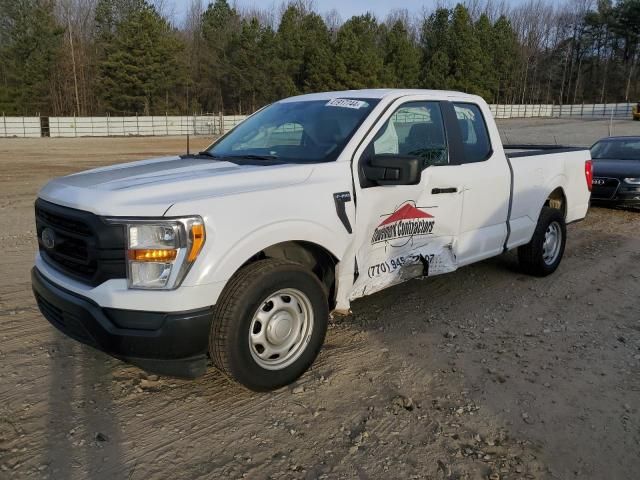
[363,154,422,186]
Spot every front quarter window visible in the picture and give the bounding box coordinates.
[206,98,378,163]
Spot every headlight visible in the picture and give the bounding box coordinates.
[108,217,205,289]
[623,178,640,185]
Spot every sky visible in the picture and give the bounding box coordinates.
[165,0,529,25]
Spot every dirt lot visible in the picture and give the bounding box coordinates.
[496,116,639,146]
[0,120,639,480]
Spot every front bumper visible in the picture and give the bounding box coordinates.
[592,181,640,207]
[32,268,213,378]
[592,191,640,206]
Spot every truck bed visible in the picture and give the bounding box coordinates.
[504,144,589,158]
[502,144,591,251]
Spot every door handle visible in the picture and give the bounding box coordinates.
[432,187,457,194]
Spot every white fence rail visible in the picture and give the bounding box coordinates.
[46,114,247,138]
[489,103,634,119]
[1,116,41,138]
[0,114,247,138]
[0,103,635,138]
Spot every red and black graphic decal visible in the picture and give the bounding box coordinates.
[371,201,436,247]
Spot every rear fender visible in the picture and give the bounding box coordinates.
[538,175,568,221]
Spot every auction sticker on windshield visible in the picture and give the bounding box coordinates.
[326,98,368,109]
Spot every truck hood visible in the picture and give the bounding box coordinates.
[38,156,314,216]
[592,158,640,178]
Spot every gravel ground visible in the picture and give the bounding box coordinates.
[496,116,639,146]
[0,120,639,479]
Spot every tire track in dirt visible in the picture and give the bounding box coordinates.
[2,136,639,479]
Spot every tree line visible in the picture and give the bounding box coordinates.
[0,0,639,116]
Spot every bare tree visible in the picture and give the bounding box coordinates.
[323,8,342,39]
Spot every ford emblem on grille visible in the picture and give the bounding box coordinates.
[41,228,56,250]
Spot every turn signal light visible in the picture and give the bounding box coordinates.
[129,249,178,262]
[188,224,205,262]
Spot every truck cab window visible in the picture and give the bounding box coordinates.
[371,102,448,167]
[235,122,303,150]
[207,98,379,163]
[453,103,492,163]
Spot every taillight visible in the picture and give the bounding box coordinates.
[585,160,593,192]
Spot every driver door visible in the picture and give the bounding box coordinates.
[349,98,463,300]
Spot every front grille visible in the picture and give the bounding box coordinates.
[591,177,620,200]
[35,199,126,286]
[35,206,92,236]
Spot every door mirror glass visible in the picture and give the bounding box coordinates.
[363,154,421,186]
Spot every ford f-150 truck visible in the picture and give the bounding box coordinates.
[32,89,593,390]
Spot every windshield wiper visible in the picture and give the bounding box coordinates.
[181,151,222,160]
[224,154,280,160]
[190,153,284,165]
[196,151,221,158]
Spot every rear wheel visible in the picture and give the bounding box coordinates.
[518,207,566,277]
[210,259,329,391]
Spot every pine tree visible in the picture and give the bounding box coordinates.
[448,4,483,95]
[0,0,63,115]
[334,14,385,89]
[420,8,452,89]
[257,26,296,101]
[277,5,307,93]
[300,13,334,92]
[227,18,263,113]
[383,20,420,88]
[612,0,640,100]
[492,16,521,104]
[199,0,241,112]
[474,14,497,100]
[95,1,182,114]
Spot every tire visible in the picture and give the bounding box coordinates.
[210,259,329,391]
[518,206,566,277]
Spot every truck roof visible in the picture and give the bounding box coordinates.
[280,88,481,103]
[598,136,640,141]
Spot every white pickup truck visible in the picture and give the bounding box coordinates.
[32,89,592,390]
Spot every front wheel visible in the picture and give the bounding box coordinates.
[210,259,329,391]
[518,206,567,277]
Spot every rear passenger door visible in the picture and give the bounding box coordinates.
[448,102,511,265]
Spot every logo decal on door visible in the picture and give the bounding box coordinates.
[371,201,436,247]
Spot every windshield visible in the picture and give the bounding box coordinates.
[205,98,379,163]
[591,138,640,160]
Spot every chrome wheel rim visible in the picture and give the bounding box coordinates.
[249,288,314,370]
[542,221,562,265]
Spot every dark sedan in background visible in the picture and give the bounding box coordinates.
[590,136,640,207]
